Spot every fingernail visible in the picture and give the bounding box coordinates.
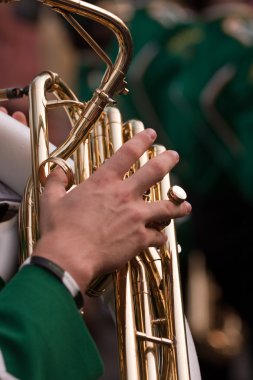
[146,128,157,139]
[185,202,192,213]
[170,150,179,162]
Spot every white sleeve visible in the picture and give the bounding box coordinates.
[0,350,19,380]
[0,111,73,197]
[186,318,202,380]
[0,201,20,282]
[0,112,31,196]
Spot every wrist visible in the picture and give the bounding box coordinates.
[33,232,95,293]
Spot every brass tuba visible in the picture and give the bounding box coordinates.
[0,1,198,379]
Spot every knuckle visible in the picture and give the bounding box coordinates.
[151,150,178,175]
[119,186,131,201]
[113,185,132,204]
[91,170,103,185]
[151,231,167,247]
[151,157,167,174]
[125,142,139,159]
[129,206,143,224]
[164,200,174,215]
[146,226,169,248]
[92,170,111,187]
[136,226,149,247]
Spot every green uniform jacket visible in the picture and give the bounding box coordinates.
[117,2,194,129]
[134,3,253,201]
[0,266,103,380]
[147,3,253,328]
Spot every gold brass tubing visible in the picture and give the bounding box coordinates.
[40,0,133,92]
[140,247,172,379]
[124,121,171,379]
[19,179,36,260]
[0,89,9,100]
[95,121,105,165]
[58,11,114,75]
[136,332,173,346]
[152,319,167,325]
[31,0,133,169]
[132,257,159,380]
[115,264,141,379]
[155,145,191,380]
[20,69,85,257]
[28,73,52,224]
[73,136,90,183]
[46,99,85,109]
[105,107,123,153]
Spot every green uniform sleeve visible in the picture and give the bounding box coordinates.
[0,265,103,380]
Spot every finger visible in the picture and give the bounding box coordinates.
[99,129,157,179]
[144,228,168,248]
[0,107,8,114]
[145,200,192,225]
[40,167,68,207]
[40,168,68,235]
[12,111,28,126]
[127,150,179,196]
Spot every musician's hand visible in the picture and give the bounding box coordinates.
[0,107,27,125]
[34,129,191,293]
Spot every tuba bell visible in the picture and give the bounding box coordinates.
[0,1,201,379]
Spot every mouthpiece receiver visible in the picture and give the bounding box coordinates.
[0,87,29,101]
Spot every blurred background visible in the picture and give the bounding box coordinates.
[1,0,253,379]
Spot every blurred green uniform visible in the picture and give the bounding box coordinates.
[142,5,253,378]
[113,1,196,260]
[150,3,253,201]
[123,3,253,199]
[77,1,194,116]
[145,2,253,336]
[117,1,194,128]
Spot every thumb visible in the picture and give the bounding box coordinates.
[41,167,68,207]
[39,168,68,235]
